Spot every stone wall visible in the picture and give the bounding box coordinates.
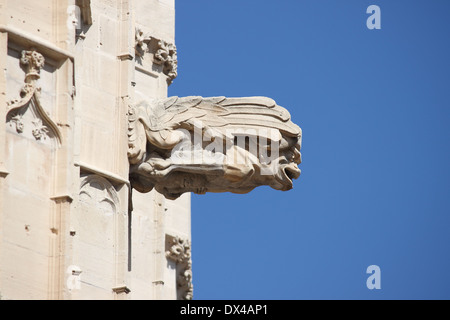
[0,0,191,300]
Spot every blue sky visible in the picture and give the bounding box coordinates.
[169,0,450,299]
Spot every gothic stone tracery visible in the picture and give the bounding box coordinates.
[6,49,61,144]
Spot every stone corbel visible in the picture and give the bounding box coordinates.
[153,39,177,85]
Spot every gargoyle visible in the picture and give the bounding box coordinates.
[127,96,302,200]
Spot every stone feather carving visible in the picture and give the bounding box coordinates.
[128,96,302,199]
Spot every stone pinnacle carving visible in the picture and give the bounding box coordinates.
[128,96,302,200]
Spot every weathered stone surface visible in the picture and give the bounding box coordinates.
[128,96,302,199]
[0,0,190,300]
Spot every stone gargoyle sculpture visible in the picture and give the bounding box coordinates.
[127,96,302,199]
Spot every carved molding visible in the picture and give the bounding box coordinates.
[166,236,193,300]
[75,161,130,186]
[6,49,62,144]
[134,28,178,85]
[128,96,302,200]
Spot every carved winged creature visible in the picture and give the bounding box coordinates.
[128,96,302,199]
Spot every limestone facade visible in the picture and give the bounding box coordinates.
[0,0,190,300]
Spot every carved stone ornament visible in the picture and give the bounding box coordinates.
[134,28,150,57]
[166,236,193,300]
[134,29,177,85]
[6,49,62,144]
[79,174,120,215]
[153,40,177,85]
[128,96,302,200]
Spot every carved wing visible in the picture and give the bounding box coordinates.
[129,96,300,154]
[161,96,301,136]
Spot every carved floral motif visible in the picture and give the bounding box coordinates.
[9,113,24,133]
[166,236,193,300]
[153,40,178,84]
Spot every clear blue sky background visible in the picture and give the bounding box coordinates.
[169,0,450,300]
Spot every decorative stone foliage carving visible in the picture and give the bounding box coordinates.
[166,236,193,300]
[153,40,177,85]
[6,49,62,144]
[128,96,302,200]
[134,28,150,58]
[20,50,45,76]
[134,29,178,85]
[31,118,49,140]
